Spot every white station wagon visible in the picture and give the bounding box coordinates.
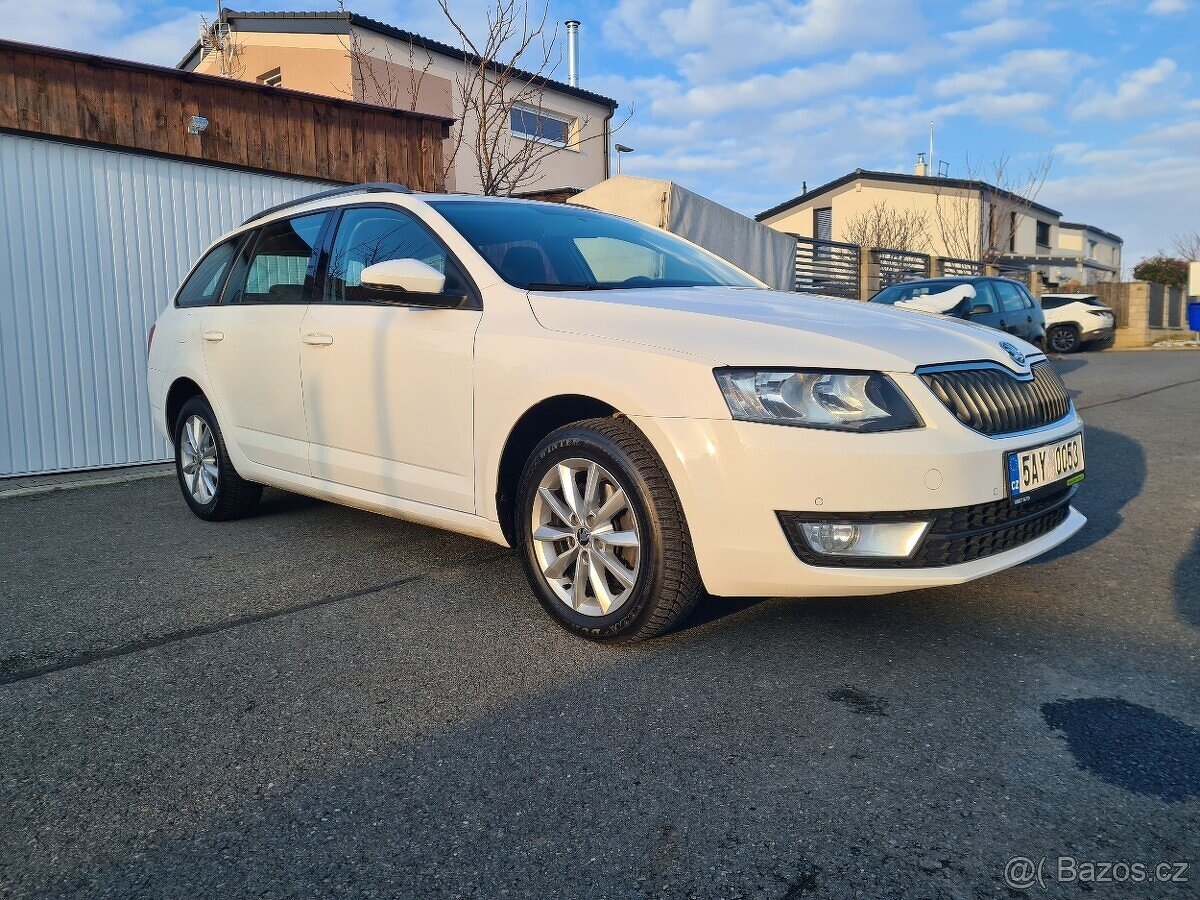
[148,184,1087,641]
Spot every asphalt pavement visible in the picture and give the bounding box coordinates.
[2,350,1198,899]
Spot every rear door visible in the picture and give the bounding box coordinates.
[199,212,328,475]
[993,280,1036,339]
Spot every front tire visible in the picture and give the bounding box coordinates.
[174,396,262,521]
[515,417,703,642]
[1048,324,1081,354]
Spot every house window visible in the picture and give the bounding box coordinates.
[1009,211,1017,252]
[257,67,282,87]
[1087,239,1098,260]
[1036,220,1051,249]
[510,105,572,147]
[814,207,832,242]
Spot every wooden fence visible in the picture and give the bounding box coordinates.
[0,38,453,189]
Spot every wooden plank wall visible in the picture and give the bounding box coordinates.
[0,40,450,190]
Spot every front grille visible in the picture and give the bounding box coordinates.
[778,485,1074,569]
[920,361,1072,436]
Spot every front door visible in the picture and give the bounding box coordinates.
[200,212,327,475]
[300,205,482,512]
[967,281,1006,332]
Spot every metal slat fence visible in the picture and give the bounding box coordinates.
[873,249,931,290]
[941,257,984,277]
[792,236,860,299]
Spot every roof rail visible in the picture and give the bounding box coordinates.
[241,182,412,226]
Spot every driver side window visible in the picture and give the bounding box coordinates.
[325,207,468,303]
[972,282,1000,313]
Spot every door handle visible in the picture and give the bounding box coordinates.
[202,330,224,342]
[302,332,334,346]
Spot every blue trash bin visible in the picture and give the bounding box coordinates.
[1189,301,1200,332]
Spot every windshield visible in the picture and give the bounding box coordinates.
[429,200,761,290]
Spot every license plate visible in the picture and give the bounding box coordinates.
[1006,433,1085,504]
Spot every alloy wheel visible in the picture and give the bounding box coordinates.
[179,414,219,504]
[530,458,642,617]
[1050,328,1078,353]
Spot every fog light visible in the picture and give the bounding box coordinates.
[803,522,860,553]
[800,520,931,558]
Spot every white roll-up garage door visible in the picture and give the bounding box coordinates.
[0,133,332,477]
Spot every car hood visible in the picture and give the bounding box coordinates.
[528,287,1039,373]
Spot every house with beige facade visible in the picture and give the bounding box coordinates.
[756,163,1121,286]
[757,164,1061,261]
[178,9,619,195]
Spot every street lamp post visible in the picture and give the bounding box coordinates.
[615,144,634,175]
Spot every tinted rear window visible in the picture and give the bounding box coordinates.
[176,240,237,307]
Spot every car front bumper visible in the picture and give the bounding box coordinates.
[631,375,1086,597]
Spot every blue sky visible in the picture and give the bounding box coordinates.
[3,0,1197,266]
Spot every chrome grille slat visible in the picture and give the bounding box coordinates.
[920,361,1072,436]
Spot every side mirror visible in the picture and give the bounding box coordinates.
[360,258,447,296]
[970,304,993,316]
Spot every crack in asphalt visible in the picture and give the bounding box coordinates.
[0,550,512,687]
[1076,374,1200,411]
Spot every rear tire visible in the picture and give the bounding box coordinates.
[515,417,703,642]
[174,396,262,521]
[1048,324,1081,354]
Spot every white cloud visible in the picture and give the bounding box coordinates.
[1147,0,1188,14]
[604,0,925,78]
[1072,58,1182,120]
[945,17,1037,49]
[961,0,1021,20]
[934,49,1089,97]
[0,0,123,50]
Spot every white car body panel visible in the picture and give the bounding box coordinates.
[148,191,1086,599]
[1041,294,1116,343]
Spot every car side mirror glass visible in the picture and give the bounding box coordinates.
[360,258,447,296]
[971,304,993,316]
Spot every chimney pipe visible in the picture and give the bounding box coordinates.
[566,20,580,87]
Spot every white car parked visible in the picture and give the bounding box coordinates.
[148,184,1087,641]
[1039,293,1117,353]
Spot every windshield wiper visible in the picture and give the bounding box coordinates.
[524,282,613,291]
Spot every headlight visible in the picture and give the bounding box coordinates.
[714,369,922,432]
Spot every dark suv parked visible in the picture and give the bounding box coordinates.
[870,276,1047,346]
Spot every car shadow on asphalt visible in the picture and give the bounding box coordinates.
[254,487,323,517]
[1048,356,1089,379]
[1030,424,1144,564]
[1174,528,1200,629]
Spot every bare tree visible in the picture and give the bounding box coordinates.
[199,7,245,78]
[1170,231,1200,262]
[339,0,628,195]
[437,0,598,195]
[337,0,434,112]
[842,201,931,252]
[931,153,1053,263]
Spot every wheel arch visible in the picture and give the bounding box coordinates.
[165,377,206,436]
[494,394,622,545]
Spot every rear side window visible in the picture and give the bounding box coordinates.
[228,213,326,304]
[993,280,1027,313]
[176,240,237,307]
[1040,297,1066,309]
